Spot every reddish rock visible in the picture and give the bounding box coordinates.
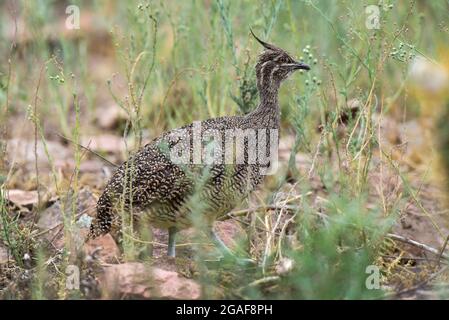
[6,189,39,208]
[99,262,201,299]
[84,234,120,263]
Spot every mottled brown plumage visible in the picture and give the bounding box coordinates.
[88,31,310,257]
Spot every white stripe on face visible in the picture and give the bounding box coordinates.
[257,52,292,87]
[269,66,279,85]
[280,63,297,68]
[260,59,272,69]
[260,62,275,87]
[260,62,268,86]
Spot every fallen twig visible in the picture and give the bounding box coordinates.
[381,255,448,265]
[236,276,280,294]
[387,233,449,260]
[383,265,448,299]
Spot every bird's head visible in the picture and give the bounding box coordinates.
[251,29,310,91]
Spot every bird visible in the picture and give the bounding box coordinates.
[87,30,310,259]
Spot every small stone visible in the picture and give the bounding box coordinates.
[6,189,39,208]
[275,257,295,275]
[84,234,120,263]
[77,214,93,229]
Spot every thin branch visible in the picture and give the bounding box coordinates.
[56,132,119,168]
[438,235,449,267]
[236,276,280,295]
[387,233,449,260]
[27,63,46,251]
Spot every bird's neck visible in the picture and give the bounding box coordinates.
[245,84,280,129]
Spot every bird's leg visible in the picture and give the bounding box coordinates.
[210,228,255,266]
[167,227,177,257]
[210,229,234,256]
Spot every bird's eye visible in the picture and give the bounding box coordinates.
[279,57,288,63]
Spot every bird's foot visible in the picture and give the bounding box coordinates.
[203,250,256,267]
[230,256,257,267]
[207,229,257,266]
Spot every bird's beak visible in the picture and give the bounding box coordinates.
[293,61,310,71]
